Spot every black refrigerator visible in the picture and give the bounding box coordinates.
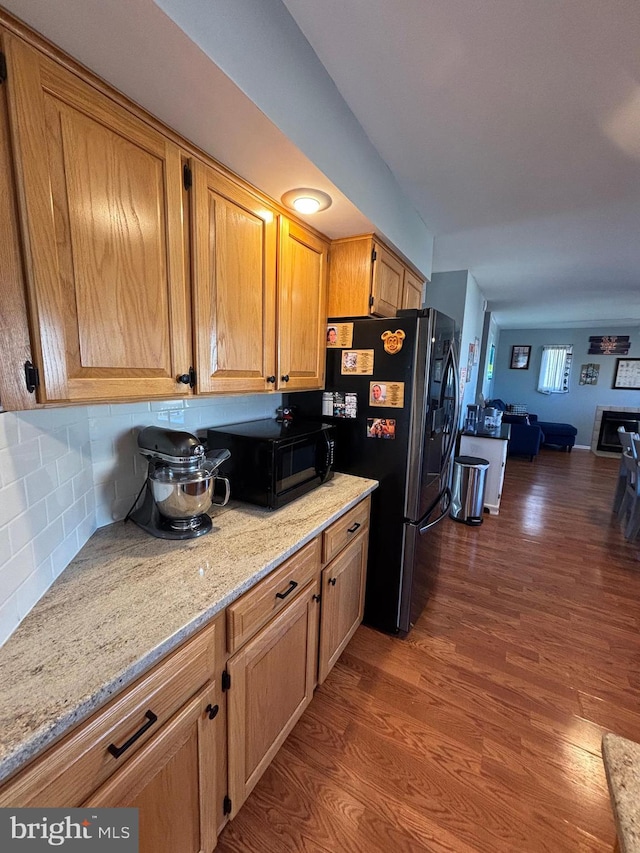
[290,309,460,635]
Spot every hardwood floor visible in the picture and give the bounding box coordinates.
[217,449,640,852]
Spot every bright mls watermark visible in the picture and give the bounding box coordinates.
[0,809,138,850]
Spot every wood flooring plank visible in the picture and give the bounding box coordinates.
[217,449,637,852]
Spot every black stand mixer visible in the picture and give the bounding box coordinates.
[126,427,231,540]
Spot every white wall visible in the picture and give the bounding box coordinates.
[0,394,280,645]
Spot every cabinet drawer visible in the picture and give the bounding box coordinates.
[322,497,370,565]
[0,618,218,808]
[227,537,321,654]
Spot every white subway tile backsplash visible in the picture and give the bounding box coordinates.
[0,479,29,528]
[0,543,36,602]
[46,480,75,523]
[32,517,64,566]
[0,438,42,486]
[16,560,54,620]
[0,525,11,566]
[39,427,70,466]
[57,448,86,486]
[9,500,48,555]
[24,461,59,506]
[63,497,87,538]
[0,594,20,647]
[109,402,151,416]
[0,415,19,451]
[89,413,134,440]
[50,530,79,579]
[149,399,185,411]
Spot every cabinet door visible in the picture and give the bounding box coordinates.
[192,162,277,394]
[0,32,36,411]
[5,35,192,403]
[277,218,328,392]
[318,531,368,685]
[85,687,218,853]
[227,579,320,816]
[401,270,424,310]
[371,242,403,317]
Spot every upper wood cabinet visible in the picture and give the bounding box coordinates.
[402,270,424,310]
[191,162,278,395]
[192,161,328,395]
[277,217,328,392]
[0,32,36,411]
[4,34,193,404]
[327,234,425,319]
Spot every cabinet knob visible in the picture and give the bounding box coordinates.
[281,374,290,383]
[205,703,219,720]
[266,375,276,384]
[312,593,321,603]
[328,577,337,586]
[177,373,191,384]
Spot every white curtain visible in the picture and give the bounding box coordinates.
[537,345,573,394]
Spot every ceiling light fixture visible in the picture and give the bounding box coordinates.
[281,188,332,215]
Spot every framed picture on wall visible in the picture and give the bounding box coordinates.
[510,345,531,370]
[613,358,640,389]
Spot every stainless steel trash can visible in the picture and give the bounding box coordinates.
[450,455,490,525]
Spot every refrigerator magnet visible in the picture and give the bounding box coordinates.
[326,322,354,348]
[381,329,406,355]
[369,381,405,408]
[325,391,358,418]
[341,349,374,375]
[366,418,396,439]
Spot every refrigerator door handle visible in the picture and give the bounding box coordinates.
[409,486,451,533]
[441,346,461,470]
[418,487,451,534]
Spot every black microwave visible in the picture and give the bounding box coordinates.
[206,419,335,510]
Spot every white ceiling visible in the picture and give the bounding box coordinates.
[281,0,640,329]
[5,0,640,329]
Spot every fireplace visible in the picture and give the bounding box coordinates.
[597,410,640,453]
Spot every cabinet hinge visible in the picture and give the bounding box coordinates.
[188,366,196,389]
[223,795,232,816]
[0,52,7,85]
[371,248,377,262]
[24,361,40,394]
[221,670,231,692]
[369,295,374,308]
[183,163,192,191]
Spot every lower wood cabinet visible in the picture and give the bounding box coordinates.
[85,686,218,853]
[226,579,320,817]
[318,529,368,685]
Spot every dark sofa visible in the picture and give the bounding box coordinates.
[502,413,544,460]
[488,400,544,461]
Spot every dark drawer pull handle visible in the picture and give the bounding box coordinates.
[347,522,361,534]
[275,580,298,600]
[107,710,158,758]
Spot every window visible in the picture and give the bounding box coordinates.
[537,345,573,394]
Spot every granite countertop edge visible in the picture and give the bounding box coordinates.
[602,732,640,853]
[0,473,377,785]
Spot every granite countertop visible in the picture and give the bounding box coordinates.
[602,732,640,852]
[0,472,377,785]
